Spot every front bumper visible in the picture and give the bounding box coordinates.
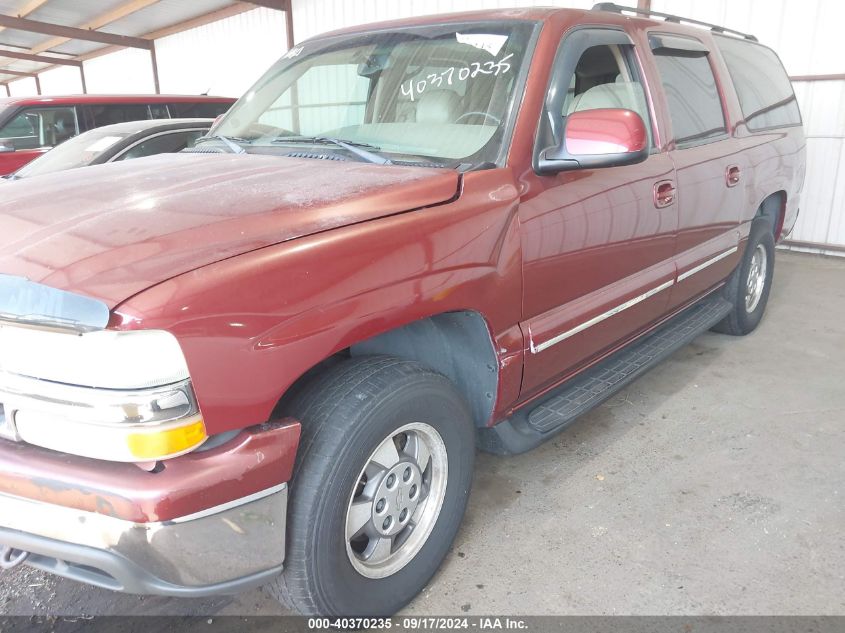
[0,483,287,596]
[0,419,300,596]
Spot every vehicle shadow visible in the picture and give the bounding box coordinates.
[450,329,731,558]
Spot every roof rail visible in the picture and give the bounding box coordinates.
[591,2,758,42]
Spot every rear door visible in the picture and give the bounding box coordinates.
[519,28,677,396]
[648,34,745,307]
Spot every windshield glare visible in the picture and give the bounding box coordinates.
[216,21,536,165]
[14,128,130,178]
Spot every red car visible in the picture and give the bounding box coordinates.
[0,94,234,175]
[0,3,804,617]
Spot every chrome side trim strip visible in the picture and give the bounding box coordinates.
[530,245,740,355]
[164,483,288,525]
[677,246,738,282]
[531,279,675,354]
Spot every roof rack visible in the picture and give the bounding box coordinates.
[591,3,758,42]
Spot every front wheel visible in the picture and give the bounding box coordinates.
[269,356,475,616]
[713,219,776,336]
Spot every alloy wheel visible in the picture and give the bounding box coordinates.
[344,422,448,579]
[745,243,768,313]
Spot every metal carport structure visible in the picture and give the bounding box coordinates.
[0,0,293,96]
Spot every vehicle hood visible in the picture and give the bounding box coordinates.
[0,153,459,308]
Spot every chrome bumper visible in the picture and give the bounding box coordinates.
[0,484,287,596]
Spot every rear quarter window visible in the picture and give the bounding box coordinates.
[715,36,801,131]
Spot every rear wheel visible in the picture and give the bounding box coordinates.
[269,355,475,616]
[713,219,775,336]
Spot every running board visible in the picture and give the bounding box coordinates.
[478,292,733,455]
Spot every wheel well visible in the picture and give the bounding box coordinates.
[273,311,499,428]
[755,191,786,238]
[351,311,498,427]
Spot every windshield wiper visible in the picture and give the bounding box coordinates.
[194,134,248,154]
[272,136,392,165]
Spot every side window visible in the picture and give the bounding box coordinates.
[169,102,232,118]
[652,42,726,147]
[535,29,656,167]
[149,104,170,119]
[259,64,370,135]
[563,45,648,117]
[715,37,801,131]
[115,130,205,161]
[0,111,38,149]
[85,104,151,127]
[0,107,78,149]
[559,44,653,143]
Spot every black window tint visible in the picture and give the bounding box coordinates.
[116,130,205,161]
[0,106,78,149]
[653,53,726,146]
[149,104,170,119]
[85,104,151,127]
[715,37,800,131]
[168,102,231,118]
[0,111,38,149]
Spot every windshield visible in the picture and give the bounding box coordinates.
[215,21,537,166]
[12,127,130,179]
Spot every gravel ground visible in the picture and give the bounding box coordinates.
[1,250,843,617]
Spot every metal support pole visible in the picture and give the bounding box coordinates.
[34,74,41,95]
[285,0,295,49]
[285,1,300,132]
[79,65,87,94]
[150,41,161,94]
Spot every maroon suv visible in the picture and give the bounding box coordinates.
[0,93,234,174]
[0,3,805,617]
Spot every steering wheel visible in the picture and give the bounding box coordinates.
[454,111,502,125]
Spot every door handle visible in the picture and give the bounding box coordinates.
[726,165,741,187]
[654,180,676,208]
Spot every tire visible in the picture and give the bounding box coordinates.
[712,219,776,336]
[268,355,475,616]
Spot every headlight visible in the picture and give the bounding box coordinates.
[0,325,207,462]
[0,326,190,389]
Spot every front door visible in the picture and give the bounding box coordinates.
[519,28,677,397]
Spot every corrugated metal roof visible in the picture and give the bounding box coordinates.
[0,58,53,73]
[25,1,132,27]
[102,0,236,38]
[0,28,48,49]
[0,0,248,81]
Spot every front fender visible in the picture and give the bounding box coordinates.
[113,170,524,434]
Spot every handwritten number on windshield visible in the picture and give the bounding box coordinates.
[400,53,514,102]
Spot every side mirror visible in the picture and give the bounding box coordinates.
[536,108,649,175]
[0,142,14,154]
